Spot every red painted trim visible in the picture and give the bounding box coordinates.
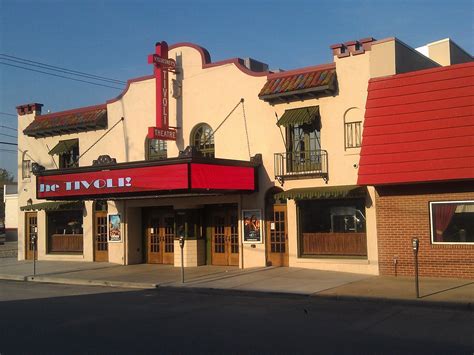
[37,103,106,120]
[169,42,268,77]
[266,63,336,80]
[357,168,474,186]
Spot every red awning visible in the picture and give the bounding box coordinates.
[358,62,474,186]
[36,157,258,200]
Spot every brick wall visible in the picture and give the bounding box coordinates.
[375,184,473,279]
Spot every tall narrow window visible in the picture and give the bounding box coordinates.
[22,151,31,179]
[191,123,215,158]
[287,121,321,173]
[146,139,167,160]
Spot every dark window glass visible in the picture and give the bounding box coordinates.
[431,202,474,243]
[47,210,83,254]
[59,142,79,168]
[147,139,167,160]
[287,122,321,172]
[299,199,366,234]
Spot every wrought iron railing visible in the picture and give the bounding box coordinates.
[274,150,328,181]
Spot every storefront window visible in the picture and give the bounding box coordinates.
[47,210,83,253]
[298,199,367,257]
[430,201,474,244]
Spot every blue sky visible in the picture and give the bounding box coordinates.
[1,0,473,178]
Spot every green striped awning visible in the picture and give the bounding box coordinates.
[20,201,84,211]
[48,139,78,155]
[277,106,319,127]
[275,186,366,200]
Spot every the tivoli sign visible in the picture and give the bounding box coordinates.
[147,41,177,141]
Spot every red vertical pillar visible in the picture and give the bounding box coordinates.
[148,41,169,130]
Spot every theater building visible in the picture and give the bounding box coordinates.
[16,37,467,275]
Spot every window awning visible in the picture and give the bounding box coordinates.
[48,139,78,155]
[277,106,319,127]
[20,201,84,211]
[275,185,366,200]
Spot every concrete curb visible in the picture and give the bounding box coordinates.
[1,274,471,310]
[156,284,473,310]
[25,276,157,289]
[0,274,27,282]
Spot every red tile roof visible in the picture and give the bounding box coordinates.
[358,62,474,186]
[259,64,337,102]
[23,104,107,138]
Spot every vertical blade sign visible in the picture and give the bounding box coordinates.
[147,41,177,141]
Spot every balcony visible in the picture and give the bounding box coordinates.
[274,150,328,183]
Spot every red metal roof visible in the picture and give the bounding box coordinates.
[23,104,107,138]
[258,64,337,102]
[358,62,474,186]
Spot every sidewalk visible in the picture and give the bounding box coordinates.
[0,257,472,308]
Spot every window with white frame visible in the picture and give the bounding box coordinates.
[430,201,474,244]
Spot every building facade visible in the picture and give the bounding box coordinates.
[16,36,471,277]
[358,62,474,279]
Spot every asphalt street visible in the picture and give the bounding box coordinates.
[0,280,472,354]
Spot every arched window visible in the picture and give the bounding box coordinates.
[191,123,214,158]
[146,139,167,160]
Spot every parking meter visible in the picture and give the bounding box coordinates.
[412,238,419,254]
[179,236,185,249]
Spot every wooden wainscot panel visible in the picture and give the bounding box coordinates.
[302,232,367,256]
[50,234,83,253]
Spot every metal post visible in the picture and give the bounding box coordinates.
[414,252,419,298]
[181,245,184,283]
[32,235,37,276]
[179,236,185,283]
[412,237,420,298]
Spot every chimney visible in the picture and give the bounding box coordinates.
[16,103,43,116]
[331,38,376,58]
[330,43,349,58]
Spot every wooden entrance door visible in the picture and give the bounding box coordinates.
[94,211,108,262]
[266,204,289,266]
[25,212,37,260]
[146,212,174,264]
[211,210,239,266]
